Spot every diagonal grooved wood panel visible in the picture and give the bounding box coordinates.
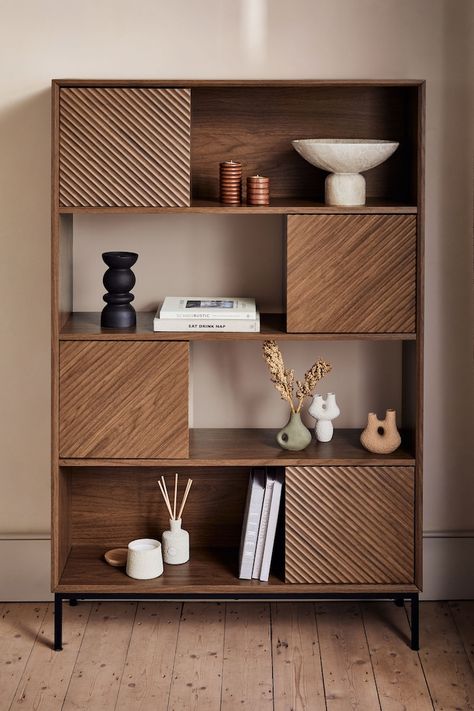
[285,465,414,584]
[59,341,189,458]
[59,87,191,207]
[287,214,416,332]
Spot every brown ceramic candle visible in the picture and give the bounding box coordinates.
[246,175,270,205]
[219,161,242,204]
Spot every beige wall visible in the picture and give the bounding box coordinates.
[0,0,472,557]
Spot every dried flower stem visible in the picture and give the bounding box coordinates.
[262,339,332,413]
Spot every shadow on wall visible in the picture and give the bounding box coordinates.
[431,1,474,532]
[0,88,52,535]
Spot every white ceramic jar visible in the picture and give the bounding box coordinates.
[126,538,164,579]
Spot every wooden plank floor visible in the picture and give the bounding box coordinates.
[1,602,473,710]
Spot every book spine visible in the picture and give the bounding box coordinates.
[259,472,284,582]
[252,473,275,579]
[153,316,260,332]
[238,470,266,580]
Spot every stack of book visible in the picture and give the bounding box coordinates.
[238,468,284,582]
[153,297,260,332]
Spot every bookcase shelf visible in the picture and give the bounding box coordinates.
[58,199,418,215]
[56,545,418,594]
[60,312,417,341]
[51,78,424,650]
[59,428,416,468]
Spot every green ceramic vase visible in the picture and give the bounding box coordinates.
[276,411,312,451]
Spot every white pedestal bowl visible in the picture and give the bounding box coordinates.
[292,138,399,206]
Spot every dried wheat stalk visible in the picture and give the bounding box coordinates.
[262,339,331,414]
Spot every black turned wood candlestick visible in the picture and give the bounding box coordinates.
[101,251,138,328]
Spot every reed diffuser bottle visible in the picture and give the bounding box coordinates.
[158,474,192,565]
[162,519,189,565]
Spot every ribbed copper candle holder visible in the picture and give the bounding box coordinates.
[219,161,242,204]
[246,175,270,205]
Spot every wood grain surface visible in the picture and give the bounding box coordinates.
[362,602,432,710]
[271,602,326,710]
[68,467,249,548]
[59,602,136,710]
[59,87,191,207]
[58,199,417,215]
[115,603,181,710]
[167,603,225,711]
[285,465,415,584]
[2,600,471,711]
[0,604,48,709]
[221,603,273,709]
[59,311,417,341]
[316,602,381,710]
[59,428,416,467]
[418,601,474,710]
[11,604,91,711]
[59,341,189,458]
[192,86,419,205]
[287,214,417,333]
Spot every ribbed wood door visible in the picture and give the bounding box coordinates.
[59,87,191,207]
[59,341,189,458]
[286,215,416,333]
[285,465,414,584]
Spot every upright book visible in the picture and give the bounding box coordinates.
[252,471,276,579]
[238,469,266,580]
[160,296,257,319]
[259,469,284,582]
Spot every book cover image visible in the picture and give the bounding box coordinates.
[160,296,256,319]
[185,299,234,309]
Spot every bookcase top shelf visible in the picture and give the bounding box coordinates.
[58,200,417,215]
[59,428,415,468]
[53,79,425,87]
[60,312,417,341]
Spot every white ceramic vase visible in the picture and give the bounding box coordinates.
[308,393,340,442]
[162,518,190,565]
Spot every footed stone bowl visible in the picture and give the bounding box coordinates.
[291,138,399,206]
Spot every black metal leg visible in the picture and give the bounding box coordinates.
[69,598,78,606]
[394,596,405,607]
[410,593,420,650]
[54,594,63,651]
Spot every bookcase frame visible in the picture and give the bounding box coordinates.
[51,79,425,650]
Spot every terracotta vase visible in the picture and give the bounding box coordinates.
[276,411,312,451]
[360,409,401,454]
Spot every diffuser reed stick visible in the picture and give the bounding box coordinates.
[158,474,193,521]
[177,478,193,520]
[157,480,174,519]
[173,473,178,520]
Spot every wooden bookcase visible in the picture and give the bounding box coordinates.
[51,79,424,648]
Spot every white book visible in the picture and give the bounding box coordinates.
[153,311,260,332]
[259,470,284,582]
[252,471,275,579]
[160,296,257,319]
[238,469,266,580]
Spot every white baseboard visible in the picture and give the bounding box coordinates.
[421,533,474,600]
[0,538,52,601]
[0,535,472,601]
